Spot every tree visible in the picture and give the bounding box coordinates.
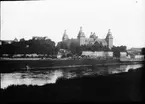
[56,42,68,50]
[141,47,145,55]
[111,45,127,57]
[69,42,76,54]
[20,38,25,42]
[0,37,57,56]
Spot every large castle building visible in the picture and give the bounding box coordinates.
[60,27,113,49]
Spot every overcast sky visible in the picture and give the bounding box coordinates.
[1,0,145,48]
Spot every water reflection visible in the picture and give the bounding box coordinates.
[1,64,143,89]
[1,70,63,89]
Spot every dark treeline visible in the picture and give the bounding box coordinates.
[111,45,127,57]
[57,41,127,57]
[0,38,127,57]
[0,38,57,57]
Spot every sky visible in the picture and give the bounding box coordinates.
[1,0,145,49]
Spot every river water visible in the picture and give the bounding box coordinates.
[0,64,143,89]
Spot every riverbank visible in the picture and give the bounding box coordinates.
[0,58,143,73]
[1,67,143,102]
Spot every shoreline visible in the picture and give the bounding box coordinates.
[0,58,143,73]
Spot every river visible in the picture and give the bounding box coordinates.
[0,64,143,89]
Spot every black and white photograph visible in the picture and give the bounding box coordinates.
[0,0,144,103]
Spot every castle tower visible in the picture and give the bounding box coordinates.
[106,29,113,49]
[62,30,69,41]
[77,27,86,46]
[90,32,98,40]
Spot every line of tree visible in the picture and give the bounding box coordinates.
[0,38,57,57]
[0,38,127,58]
[111,46,127,57]
[56,41,127,57]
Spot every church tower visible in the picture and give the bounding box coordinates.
[77,27,86,46]
[62,30,69,41]
[106,29,113,49]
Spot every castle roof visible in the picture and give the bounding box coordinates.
[90,32,98,39]
[85,38,95,44]
[96,39,107,46]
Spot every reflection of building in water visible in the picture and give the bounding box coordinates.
[106,65,126,74]
[119,65,127,72]
[125,64,143,72]
[60,27,113,49]
[105,64,143,74]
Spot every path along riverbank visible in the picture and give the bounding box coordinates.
[0,58,143,73]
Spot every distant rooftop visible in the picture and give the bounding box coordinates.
[127,48,142,51]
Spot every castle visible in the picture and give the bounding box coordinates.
[61,27,113,49]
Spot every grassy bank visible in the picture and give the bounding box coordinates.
[0,60,54,73]
[1,67,143,102]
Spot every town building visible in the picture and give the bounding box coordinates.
[32,36,49,40]
[120,51,144,60]
[0,40,14,45]
[120,52,127,58]
[60,27,113,49]
[0,38,18,45]
[82,51,113,58]
[127,48,142,55]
